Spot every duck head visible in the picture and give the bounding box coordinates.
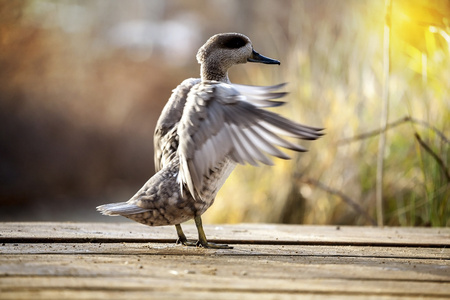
[196,33,280,82]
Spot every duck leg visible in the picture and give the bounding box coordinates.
[194,216,233,249]
[175,224,196,246]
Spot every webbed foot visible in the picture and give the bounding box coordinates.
[176,237,197,247]
[175,224,197,246]
[195,240,233,249]
[194,216,233,249]
[175,219,233,249]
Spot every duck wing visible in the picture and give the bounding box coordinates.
[177,81,323,200]
[154,78,201,172]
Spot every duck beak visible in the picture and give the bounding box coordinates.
[247,49,280,65]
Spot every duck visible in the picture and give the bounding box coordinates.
[97,33,323,249]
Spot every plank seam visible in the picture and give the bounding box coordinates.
[1,237,449,248]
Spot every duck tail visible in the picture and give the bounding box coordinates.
[96,202,149,216]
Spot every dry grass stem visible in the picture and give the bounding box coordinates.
[301,178,377,226]
[338,116,450,145]
[414,133,450,182]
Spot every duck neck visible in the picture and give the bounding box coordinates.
[200,64,230,83]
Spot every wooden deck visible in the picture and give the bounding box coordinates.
[0,222,449,299]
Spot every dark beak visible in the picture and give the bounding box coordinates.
[247,49,280,65]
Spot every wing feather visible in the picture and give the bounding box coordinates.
[153,78,201,171]
[243,126,290,160]
[230,123,262,166]
[177,82,323,199]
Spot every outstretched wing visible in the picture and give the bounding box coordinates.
[177,81,323,199]
[154,78,201,172]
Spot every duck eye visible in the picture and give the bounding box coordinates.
[222,37,247,49]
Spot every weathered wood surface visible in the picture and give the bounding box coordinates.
[2,222,449,246]
[0,222,449,300]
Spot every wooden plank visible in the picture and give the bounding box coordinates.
[1,250,449,281]
[1,243,449,298]
[1,223,449,300]
[1,276,449,297]
[0,253,449,296]
[2,291,449,300]
[1,243,449,260]
[0,255,450,295]
[1,222,449,246]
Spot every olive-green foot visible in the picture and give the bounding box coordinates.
[176,238,197,247]
[194,216,233,249]
[175,224,197,246]
[195,240,233,249]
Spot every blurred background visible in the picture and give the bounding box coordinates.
[0,0,449,226]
